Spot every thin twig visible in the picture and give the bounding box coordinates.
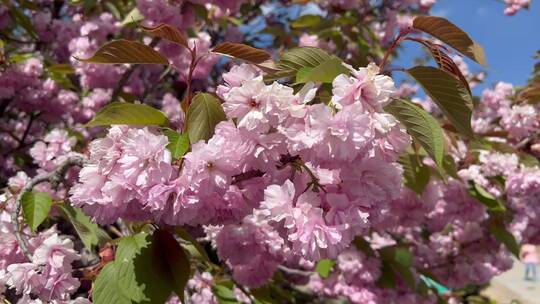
[18,113,36,148]
[379,30,409,71]
[12,156,87,261]
[140,65,173,101]
[277,265,314,277]
[110,37,161,103]
[116,219,130,236]
[516,133,539,149]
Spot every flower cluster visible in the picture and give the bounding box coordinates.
[504,0,531,15]
[69,62,409,288]
[0,188,83,302]
[0,0,538,303]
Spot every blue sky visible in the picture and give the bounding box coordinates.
[397,0,539,93]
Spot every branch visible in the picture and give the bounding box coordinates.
[110,37,161,103]
[516,132,539,150]
[277,265,314,277]
[11,155,87,261]
[110,65,137,103]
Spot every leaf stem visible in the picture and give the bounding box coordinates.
[379,30,409,71]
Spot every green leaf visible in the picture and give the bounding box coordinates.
[163,129,190,160]
[186,93,226,144]
[266,47,337,81]
[175,227,211,263]
[353,236,376,257]
[21,192,52,232]
[9,53,34,63]
[93,262,132,304]
[151,229,191,303]
[86,102,168,127]
[291,15,323,28]
[213,281,239,304]
[520,153,540,168]
[295,58,349,84]
[47,64,75,74]
[468,183,506,212]
[415,40,471,94]
[385,99,445,169]
[406,66,474,138]
[121,8,144,26]
[192,4,209,21]
[94,231,191,304]
[379,246,417,290]
[93,233,155,304]
[442,155,460,179]
[48,72,75,90]
[393,247,414,268]
[377,260,396,288]
[251,286,276,304]
[315,259,336,278]
[413,16,486,66]
[399,153,431,195]
[58,203,110,250]
[212,42,271,64]
[103,2,121,20]
[488,217,520,258]
[75,39,168,65]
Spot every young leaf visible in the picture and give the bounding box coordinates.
[406,66,474,138]
[142,23,188,47]
[413,16,486,66]
[57,203,110,250]
[75,39,168,64]
[468,183,506,212]
[186,93,226,144]
[21,191,52,232]
[212,42,271,64]
[93,262,133,304]
[385,99,445,169]
[295,58,349,84]
[163,129,190,160]
[315,259,336,278]
[86,102,168,127]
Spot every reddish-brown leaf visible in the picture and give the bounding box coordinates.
[75,39,168,65]
[142,23,188,47]
[420,40,471,94]
[212,42,271,64]
[413,16,486,66]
